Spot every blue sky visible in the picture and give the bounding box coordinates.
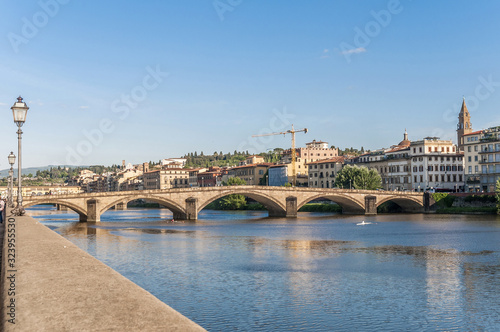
[1,0,500,168]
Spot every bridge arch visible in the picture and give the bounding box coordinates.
[376,195,424,213]
[296,193,365,214]
[197,189,287,217]
[99,195,186,218]
[24,199,88,219]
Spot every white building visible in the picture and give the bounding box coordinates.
[161,158,187,167]
[409,137,464,192]
[463,126,500,192]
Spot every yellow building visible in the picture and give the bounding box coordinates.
[143,169,189,190]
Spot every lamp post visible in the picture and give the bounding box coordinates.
[8,152,16,208]
[11,96,29,216]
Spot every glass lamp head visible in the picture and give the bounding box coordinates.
[11,96,29,126]
[8,152,16,166]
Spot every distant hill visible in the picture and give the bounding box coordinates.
[0,165,83,178]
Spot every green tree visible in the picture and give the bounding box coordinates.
[212,177,247,209]
[334,165,382,190]
[224,177,246,186]
[496,179,500,215]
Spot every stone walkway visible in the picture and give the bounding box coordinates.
[1,215,206,331]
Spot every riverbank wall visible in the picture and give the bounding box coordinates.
[0,214,205,331]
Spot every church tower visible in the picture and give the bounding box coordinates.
[457,98,472,151]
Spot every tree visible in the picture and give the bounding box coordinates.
[224,177,246,186]
[334,165,382,190]
[214,177,247,209]
[496,179,500,215]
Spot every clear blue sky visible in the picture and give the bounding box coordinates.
[1,0,499,168]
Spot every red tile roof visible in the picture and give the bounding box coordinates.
[306,156,345,165]
[463,130,483,136]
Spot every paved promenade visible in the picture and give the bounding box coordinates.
[1,215,205,331]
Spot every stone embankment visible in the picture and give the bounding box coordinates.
[1,215,205,331]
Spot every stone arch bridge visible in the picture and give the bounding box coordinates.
[23,186,433,222]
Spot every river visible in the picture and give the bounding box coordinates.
[29,206,500,331]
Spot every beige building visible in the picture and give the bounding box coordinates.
[143,169,189,190]
[463,126,500,192]
[240,155,265,166]
[110,169,143,191]
[229,163,272,185]
[307,157,345,188]
[281,140,339,176]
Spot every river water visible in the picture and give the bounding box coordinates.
[29,206,500,331]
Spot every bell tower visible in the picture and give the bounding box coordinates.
[457,97,472,151]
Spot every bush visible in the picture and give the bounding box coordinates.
[436,207,497,214]
[431,193,455,207]
[464,195,496,203]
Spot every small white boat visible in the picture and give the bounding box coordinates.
[356,220,372,226]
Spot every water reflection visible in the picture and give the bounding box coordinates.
[29,206,500,331]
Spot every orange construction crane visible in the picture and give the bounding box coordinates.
[252,124,307,186]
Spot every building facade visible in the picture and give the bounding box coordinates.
[410,138,464,192]
[143,169,189,190]
[463,126,500,192]
[281,140,339,176]
[307,157,345,188]
[229,163,272,185]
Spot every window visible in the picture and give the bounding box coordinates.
[475,156,478,162]
[468,156,472,162]
[468,146,471,152]
[474,145,478,151]
[468,166,472,174]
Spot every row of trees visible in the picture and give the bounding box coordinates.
[183,151,251,168]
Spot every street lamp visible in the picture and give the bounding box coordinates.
[8,152,16,208]
[11,96,29,216]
